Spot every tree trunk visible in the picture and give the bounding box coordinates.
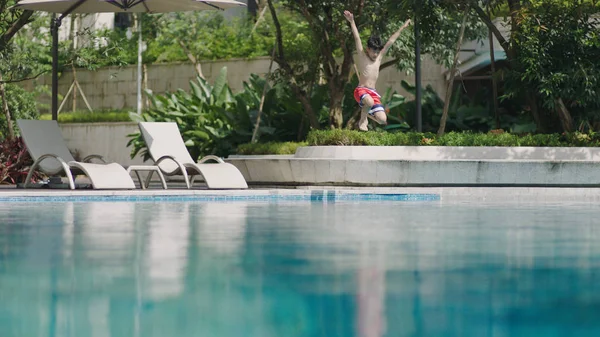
[72,66,78,112]
[329,89,345,129]
[266,0,319,129]
[295,0,356,129]
[526,93,544,133]
[252,46,276,143]
[556,98,574,133]
[487,3,500,130]
[178,40,205,79]
[0,72,15,140]
[293,86,319,129]
[475,2,546,133]
[194,63,204,79]
[438,7,469,137]
[345,106,362,129]
[143,63,150,108]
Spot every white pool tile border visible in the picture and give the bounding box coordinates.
[0,186,599,203]
[0,187,439,202]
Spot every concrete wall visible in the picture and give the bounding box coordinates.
[23,57,446,114]
[58,122,146,167]
[294,146,600,161]
[226,157,600,187]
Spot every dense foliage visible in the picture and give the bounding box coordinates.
[2,0,600,147]
[0,136,44,184]
[0,84,38,138]
[505,0,600,132]
[127,67,310,161]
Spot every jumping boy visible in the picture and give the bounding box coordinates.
[344,10,411,131]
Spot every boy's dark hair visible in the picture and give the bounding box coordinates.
[367,35,384,52]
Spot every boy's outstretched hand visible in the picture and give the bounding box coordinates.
[343,10,354,22]
[402,19,412,29]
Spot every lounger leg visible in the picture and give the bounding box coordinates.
[24,167,36,189]
[135,171,145,190]
[144,171,155,189]
[156,170,168,190]
[182,170,191,189]
[65,169,76,190]
[25,154,75,189]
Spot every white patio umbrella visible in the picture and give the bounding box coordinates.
[14,0,246,12]
[13,0,246,120]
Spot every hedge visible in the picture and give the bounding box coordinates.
[236,141,308,155]
[237,130,600,155]
[40,111,132,123]
[306,130,600,147]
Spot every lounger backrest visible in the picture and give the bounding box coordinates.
[16,119,76,174]
[138,122,195,174]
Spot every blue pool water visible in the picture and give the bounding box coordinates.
[1,198,600,336]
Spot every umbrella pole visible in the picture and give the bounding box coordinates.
[51,15,59,121]
[49,0,88,120]
[137,13,143,115]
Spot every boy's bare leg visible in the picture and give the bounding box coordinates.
[371,111,387,125]
[358,96,375,131]
[359,109,387,131]
[358,106,370,131]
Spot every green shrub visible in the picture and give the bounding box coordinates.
[39,111,132,123]
[236,142,307,155]
[305,129,600,147]
[307,129,436,146]
[0,85,38,138]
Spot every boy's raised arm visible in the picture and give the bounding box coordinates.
[344,10,363,52]
[381,19,412,55]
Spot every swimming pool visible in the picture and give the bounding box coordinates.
[1,197,600,336]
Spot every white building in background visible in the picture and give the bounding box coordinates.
[49,13,115,49]
[55,0,254,42]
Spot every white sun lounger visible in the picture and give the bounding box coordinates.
[17,119,136,190]
[138,122,248,189]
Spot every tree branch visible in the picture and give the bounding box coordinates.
[0,10,34,54]
[296,0,337,81]
[266,0,319,129]
[380,57,400,71]
[266,0,285,62]
[472,5,512,57]
[0,70,48,84]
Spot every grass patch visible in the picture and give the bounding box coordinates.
[40,111,132,123]
[236,141,307,155]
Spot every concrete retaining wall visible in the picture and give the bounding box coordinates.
[227,146,600,187]
[294,146,600,161]
[226,157,600,187]
[58,122,146,167]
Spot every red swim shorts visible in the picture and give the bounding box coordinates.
[353,86,385,115]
